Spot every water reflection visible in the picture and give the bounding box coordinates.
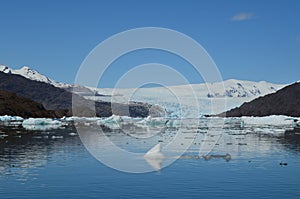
[0,127,81,181]
[0,122,299,176]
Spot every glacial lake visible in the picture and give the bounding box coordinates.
[0,119,300,199]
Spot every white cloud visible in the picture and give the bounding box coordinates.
[231,12,255,21]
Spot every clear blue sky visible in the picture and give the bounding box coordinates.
[0,0,299,87]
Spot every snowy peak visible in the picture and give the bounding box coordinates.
[0,65,12,74]
[0,65,288,100]
[205,79,286,98]
[14,66,53,84]
[0,65,68,88]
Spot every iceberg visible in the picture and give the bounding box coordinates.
[144,143,165,159]
[22,118,63,130]
[136,116,169,128]
[0,115,24,127]
[241,115,296,126]
[0,115,23,121]
[98,115,123,129]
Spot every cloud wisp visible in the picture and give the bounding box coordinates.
[231,12,255,21]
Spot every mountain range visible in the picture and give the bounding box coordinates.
[221,82,300,117]
[0,65,298,118]
[0,66,160,118]
[0,65,286,99]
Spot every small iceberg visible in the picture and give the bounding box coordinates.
[137,116,169,128]
[0,115,23,121]
[144,143,165,171]
[241,115,296,126]
[144,143,165,159]
[98,115,123,129]
[22,118,63,130]
[0,115,24,127]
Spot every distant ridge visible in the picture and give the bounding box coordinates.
[221,82,300,117]
[0,65,286,99]
[0,65,68,87]
[0,71,158,118]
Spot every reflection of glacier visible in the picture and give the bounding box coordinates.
[76,116,296,168]
[0,115,298,174]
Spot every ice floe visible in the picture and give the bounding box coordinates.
[0,115,23,121]
[136,116,169,128]
[22,118,64,130]
[241,115,297,126]
[0,114,299,134]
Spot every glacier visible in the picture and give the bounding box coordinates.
[85,79,286,117]
[0,65,287,117]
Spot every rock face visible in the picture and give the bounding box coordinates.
[0,90,55,118]
[222,82,300,117]
[0,72,156,118]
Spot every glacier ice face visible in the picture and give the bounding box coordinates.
[84,79,287,117]
[22,118,64,130]
[0,65,289,117]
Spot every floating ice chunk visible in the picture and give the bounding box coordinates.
[0,133,8,139]
[0,115,23,121]
[51,135,64,139]
[137,116,168,128]
[144,143,165,159]
[0,115,24,127]
[241,115,296,127]
[61,116,101,122]
[98,115,123,129]
[22,118,63,130]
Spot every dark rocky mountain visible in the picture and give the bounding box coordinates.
[0,72,159,118]
[0,90,55,118]
[221,82,300,117]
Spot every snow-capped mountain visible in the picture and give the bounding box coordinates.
[0,65,286,100]
[0,65,289,116]
[0,65,68,88]
[88,79,286,99]
[86,79,287,116]
[198,79,285,98]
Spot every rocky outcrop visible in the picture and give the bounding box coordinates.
[221,82,300,117]
[0,90,55,118]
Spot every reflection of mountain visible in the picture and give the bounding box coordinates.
[0,122,299,176]
[284,128,300,152]
[0,128,82,178]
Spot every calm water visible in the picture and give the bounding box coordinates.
[0,124,300,199]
